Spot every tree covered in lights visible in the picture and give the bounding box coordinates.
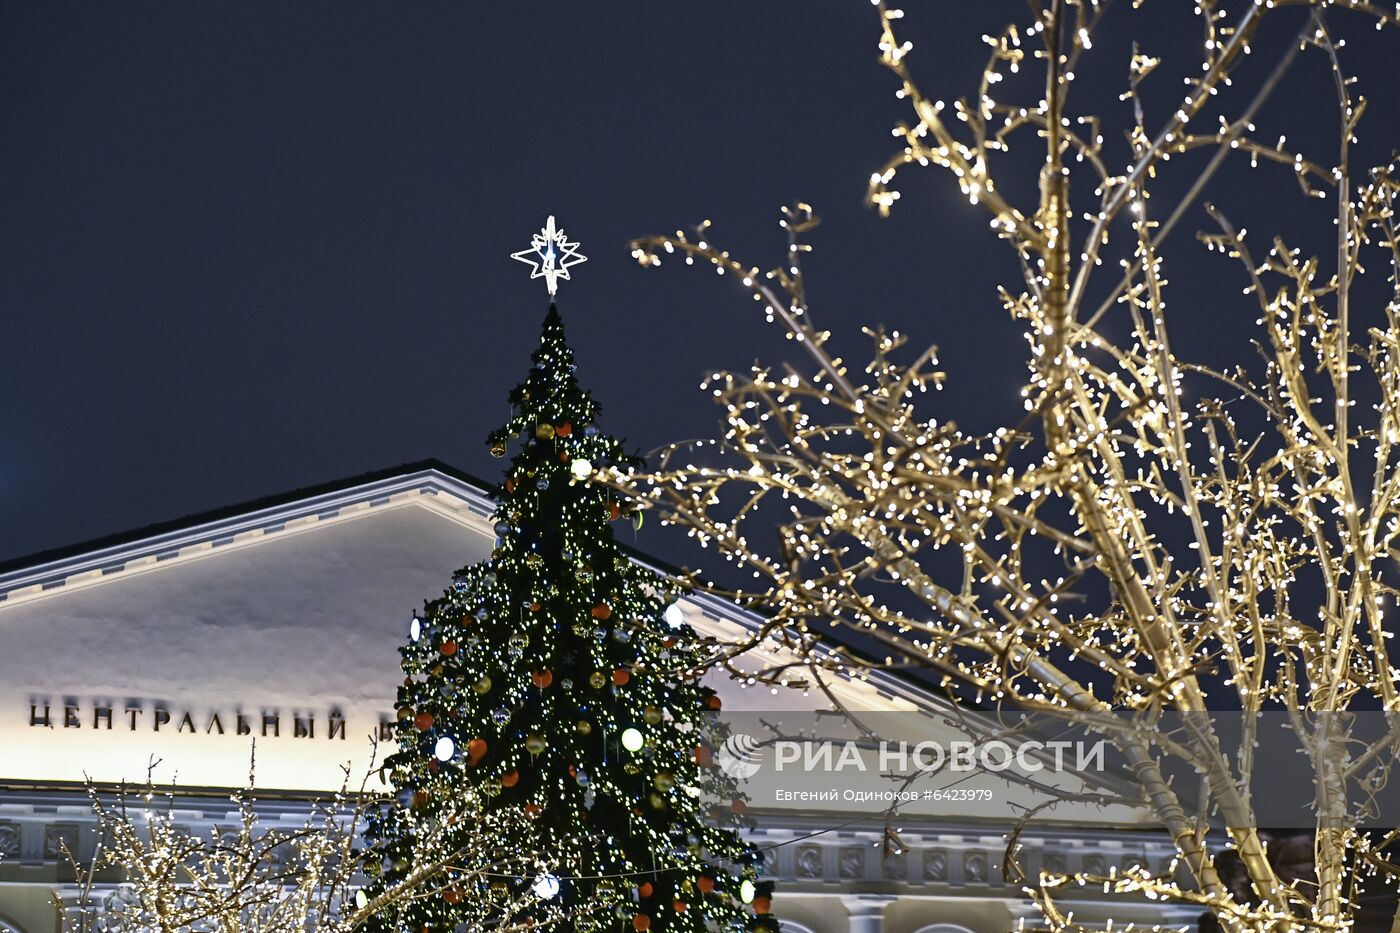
[615,2,1400,931]
[363,305,774,933]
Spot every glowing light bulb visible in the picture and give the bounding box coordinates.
[532,874,561,899]
[621,728,645,752]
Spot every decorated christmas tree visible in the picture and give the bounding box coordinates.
[363,219,774,933]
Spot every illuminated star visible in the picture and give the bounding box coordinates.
[511,215,587,298]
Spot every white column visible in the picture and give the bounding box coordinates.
[841,895,896,933]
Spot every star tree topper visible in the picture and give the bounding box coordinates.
[510,215,587,298]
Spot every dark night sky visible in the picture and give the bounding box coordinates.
[2,3,1397,570]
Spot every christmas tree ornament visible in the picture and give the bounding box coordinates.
[570,458,593,480]
[643,705,663,725]
[473,676,493,694]
[489,439,508,458]
[576,720,593,735]
[620,728,645,752]
[588,671,607,689]
[535,423,555,441]
[510,215,587,298]
[433,736,456,762]
[531,874,561,899]
[524,734,548,757]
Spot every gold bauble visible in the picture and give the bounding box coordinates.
[624,761,642,775]
[535,423,555,440]
[649,793,667,810]
[489,440,507,458]
[588,671,607,689]
[643,705,663,725]
[524,734,548,756]
[653,771,675,793]
[576,719,593,736]
[473,676,493,694]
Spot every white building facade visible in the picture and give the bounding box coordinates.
[0,463,1195,933]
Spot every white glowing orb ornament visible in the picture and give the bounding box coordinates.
[409,616,422,642]
[570,458,593,480]
[620,727,645,752]
[740,879,756,903]
[664,602,685,629]
[433,736,456,762]
[532,874,561,899]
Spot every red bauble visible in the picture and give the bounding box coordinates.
[612,669,630,686]
[696,876,715,894]
[672,900,687,913]
[752,896,772,914]
[556,422,573,437]
[440,640,458,656]
[632,915,651,931]
[411,790,428,809]
[468,737,488,764]
[731,799,747,815]
[608,502,621,520]
[532,670,554,688]
[524,803,543,820]
[706,695,723,711]
[505,477,517,493]
[443,889,463,905]
[591,603,612,620]
[501,770,520,788]
[413,711,434,731]
[638,882,654,899]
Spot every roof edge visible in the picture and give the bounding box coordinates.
[0,460,498,599]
